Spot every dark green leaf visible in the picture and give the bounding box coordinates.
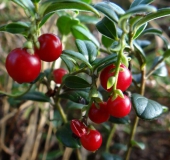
[62,50,92,68]
[75,39,98,63]
[71,25,99,47]
[60,54,76,72]
[59,90,89,103]
[93,2,119,22]
[102,152,123,160]
[111,143,127,151]
[132,93,163,120]
[102,36,114,48]
[56,123,81,148]
[39,12,54,28]
[76,0,91,4]
[96,17,118,40]
[130,0,154,8]
[57,16,79,35]
[93,54,117,71]
[152,56,168,77]
[133,23,148,39]
[131,140,145,150]
[31,0,40,3]
[15,91,50,102]
[4,22,30,36]
[109,116,130,124]
[63,75,90,89]
[40,0,100,17]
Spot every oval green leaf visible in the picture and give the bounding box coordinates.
[132,93,163,120]
[63,75,90,89]
[109,116,130,124]
[130,0,154,8]
[40,0,100,17]
[96,17,118,40]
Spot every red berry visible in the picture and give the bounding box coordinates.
[35,33,62,62]
[70,119,88,138]
[100,64,132,92]
[5,48,41,84]
[80,129,102,151]
[88,102,110,124]
[107,95,131,118]
[53,68,67,84]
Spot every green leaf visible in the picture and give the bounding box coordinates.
[131,140,145,150]
[40,0,100,17]
[107,76,115,89]
[96,17,118,40]
[109,116,130,124]
[0,25,6,32]
[133,23,148,39]
[102,152,123,160]
[102,36,114,48]
[59,90,89,103]
[60,54,76,72]
[152,56,168,77]
[130,0,154,8]
[31,0,40,3]
[57,16,79,35]
[140,28,163,36]
[77,15,99,24]
[76,0,91,4]
[63,75,90,89]
[39,12,54,28]
[56,123,81,148]
[134,8,170,30]
[71,25,99,47]
[3,22,30,36]
[62,50,92,68]
[93,2,119,22]
[15,91,51,102]
[119,5,157,26]
[93,54,117,71]
[132,93,163,120]
[75,39,98,63]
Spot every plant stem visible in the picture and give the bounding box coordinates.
[113,32,126,91]
[105,124,116,152]
[125,67,146,160]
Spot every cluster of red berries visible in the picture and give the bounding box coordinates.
[71,64,132,151]
[71,119,102,152]
[5,33,64,84]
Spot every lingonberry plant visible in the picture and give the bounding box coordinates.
[0,0,170,159]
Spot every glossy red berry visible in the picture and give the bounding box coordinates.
[107,95,131,118]
[35,33,62,62]
[5,48,41,84]
[100,64,132,92]
[88,102,110,124]
[80,129,102,152]
[70,119,88,138]
[53,68,67,84]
